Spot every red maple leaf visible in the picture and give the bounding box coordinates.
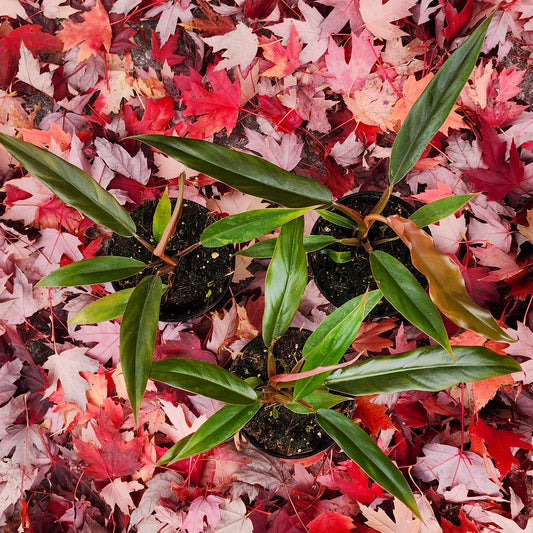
[73,410,146,480]
[181,64,241,138]
[463,123,525,200]
[123,97,176,135]
[441,509,478,533]
[469,418,533,479]
[151,31,187,67]
[0,24,62,89]
[307,511,354,533]
[255,94,303,133]
[355,395,395,436]
[443,0,474,42]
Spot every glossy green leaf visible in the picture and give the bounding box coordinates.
[321,249,353,264]
[316,409,419,517]
[387,216,513,342]
[135,135,333,207]
[120,275,163,422]
[409,194,477,227]
[0,133,136,236]
[389,16,492,186]
[150,358,258,405]
[201,208,310,247]
[263,216,308,347]
[236,235,337,258]
[69,288,134,324]
[159,402,261,463]
[153,189,171,242]
[286,392,347,414]
[325,345,521,396]
[317,209,358,229]
[370,250,453,355]
[36,257,146,287]
[293,291,381,400]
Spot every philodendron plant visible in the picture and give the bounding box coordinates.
[0,15,519,514]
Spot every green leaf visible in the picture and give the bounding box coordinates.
[120,275,163,422]
[36,257,146,287]
[409,194,477,227]
[321,249,354,264]
[389,16,492,186]
[263,216,308,347]
[0,133,136,236]
[325,345,521,396]
[150,358,258,405]
[69,288,134,324]
[316,409,419,517]
[317,209,358,229]
[153,189,171,242]
[135,135,333,208]
[237,235,337,258]
[201,208,311,247]
[159,403,261,463]
[286,392,347,414]
[293,291,381,400]
[370,250,453,356]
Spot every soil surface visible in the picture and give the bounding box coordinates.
[107,200,234,321]
[232,328,353,459]
[308,191,426,315]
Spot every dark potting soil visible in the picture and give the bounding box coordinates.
[232,328,353,459]
[107,200,234,321]
[308,191,426,315]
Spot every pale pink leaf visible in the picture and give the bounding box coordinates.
[43,347,100,410]
[483,510,533,533]
[359,499,421,533]
[472,244,521,281]
[33,228,84,277]
[204,23,259,72]
[101,479,143,515]
[244,128,303,171]
[17,42,54,98]
[145,1,193,46]
[183,495,225,533]
[1,176,53,226]
[42,0,78,19]
[214,498,254,533]
[429,214,466,255]
[467,217,512,253]
[329,131,365,167]
[0,0,27,19]
[360,0,418,40]
[412,443,501,496]
[0,396,24,440]
[70,321,121,366]
[0,359,23,405]
[159,400,207,443]
[0,424,50,467]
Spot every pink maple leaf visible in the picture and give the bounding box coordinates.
[324,30,382,94]
[360,0,418,40]
[33,228,84,277]
[413,442,501,496]
[182,495,225,533]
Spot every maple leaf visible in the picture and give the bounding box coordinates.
[101,478,143,515]
[57,0,112,63]
[181,65,241,138]
[0,359,22,404]
[316,0,364,35]
[307,511,354,533]
[355,395,395,436]
[244,127,303,171]
[429,214,467,255]
[204,22,259,73]
[483,510,533,533]
[0,424,50,467]
[0,396,24,441]
[74,410,146,480]
[33,228,84,277]
[71,321,121,366]
[259,24,302,77]
[351,318,396,354]
[150,31,186,67]
[214,498,253,533]
[44,347,100,410]
[183,494,225,533]
[0,0,27,18]
[145,1,193,46]
[123,97,176,135]
[42,0,78,19]
[17,42,54,97]
[412,443,501,495]
[324,30,382,94]
[359,499,420,533]
[181,0,235,37]
[360,0,418,40]
[469,418,533,479]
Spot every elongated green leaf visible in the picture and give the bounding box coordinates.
[150,358,258,405]
[316,409,419,517]
[293,291,381,400]
[69,288,134,324]
[135,135,333,208]
[409,194,477,227]
[120,275,163,422]
[0,133,136,236]
[370,250,452,355]
[387,216,513,342]
[286,392,347,414]
[153,189,171,242]
[237,235,337,258]
[389,16,492,186]
[37,257,146,287]
[325,345,521,396]
[263,216,307,347]
[321,249,353,264]
[159,403,261,463]
[317,209,358,229]
[201,208,310,247]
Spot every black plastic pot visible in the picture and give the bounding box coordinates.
[107,199,234,322]
[231,328,354,461]
[308,191,425,316]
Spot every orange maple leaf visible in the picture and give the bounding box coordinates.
[57,0,112,63]
[259,24,301,78]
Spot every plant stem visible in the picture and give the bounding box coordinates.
[331,201,366,233]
